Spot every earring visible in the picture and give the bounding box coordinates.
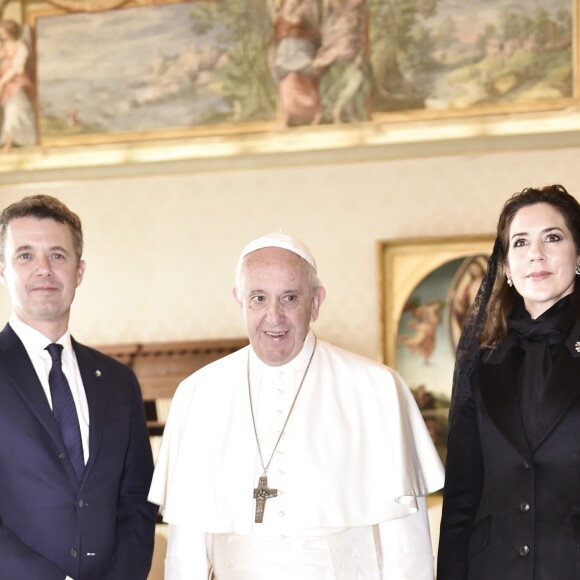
[576,264,580,276]
[507,276,513,287]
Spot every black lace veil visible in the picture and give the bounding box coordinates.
[448,237,502,430]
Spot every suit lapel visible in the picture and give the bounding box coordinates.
[0,324,65,448]
[532,329,580,450]
[73,340,106,476]
[479,321,580,455]
[478,339,530,457]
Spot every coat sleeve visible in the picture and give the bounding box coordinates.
[0,526,68,580]
[437,391,484,580]
[101,371,158,580]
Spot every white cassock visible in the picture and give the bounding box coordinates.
[149,331,444,580]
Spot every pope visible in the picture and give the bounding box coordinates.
[149,232,444,580]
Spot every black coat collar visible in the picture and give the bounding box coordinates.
[478,320,580,454]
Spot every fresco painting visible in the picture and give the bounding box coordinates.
[0,0,575,148]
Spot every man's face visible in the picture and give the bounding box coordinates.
[235,247,325,366]
[0,217,85,333]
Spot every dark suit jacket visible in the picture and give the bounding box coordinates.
[0,324,157,580]
[438,321,580,580]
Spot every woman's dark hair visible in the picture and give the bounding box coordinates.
[449,184,580,429]
[481,184,580,347]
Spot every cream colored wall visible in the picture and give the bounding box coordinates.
[1,145,579,360]
[1,144,579,578]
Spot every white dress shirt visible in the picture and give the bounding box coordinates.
[9,315,90,464]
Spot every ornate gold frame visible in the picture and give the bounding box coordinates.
[378,235,495,368]
[0,0,579,181]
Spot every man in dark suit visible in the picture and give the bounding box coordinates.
[0,195,157,579]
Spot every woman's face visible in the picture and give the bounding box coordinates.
[506,202,580,319]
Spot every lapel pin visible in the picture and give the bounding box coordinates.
[95,370,102,377]
[575,342,580,353]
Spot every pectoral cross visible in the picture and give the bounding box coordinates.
[253,475,277,523]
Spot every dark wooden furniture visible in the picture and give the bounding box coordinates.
[95,338,249,434]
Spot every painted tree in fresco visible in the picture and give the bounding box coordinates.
[188,0,277,123]
[369,0,573,113]
[369,0,438,110]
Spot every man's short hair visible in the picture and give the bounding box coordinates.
[0,195,83,263]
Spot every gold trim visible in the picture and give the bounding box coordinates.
[378,235,495,368]
[1,0,579,180]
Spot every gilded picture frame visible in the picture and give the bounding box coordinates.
[378,235,494,462]
[0,0,579,178]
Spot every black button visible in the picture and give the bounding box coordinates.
[77,499,85,509]
[518,545,530,557]
[58,452,66,460]
[521,460,531,470]
[519,501,531,513]
[70,548,78,558]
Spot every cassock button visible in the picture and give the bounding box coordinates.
[58,451,66,460]
[518,545,530,557]
[70,548,78,558]
[77,499,85,509]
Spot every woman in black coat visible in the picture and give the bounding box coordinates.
[438,184,580,580]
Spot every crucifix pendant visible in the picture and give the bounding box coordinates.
[253,475,277,523]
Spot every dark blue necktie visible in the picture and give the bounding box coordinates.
[46,343,85,481]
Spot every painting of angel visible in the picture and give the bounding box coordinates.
[396,254,489,399]
[0,20,37,152]
[395,252,489,463]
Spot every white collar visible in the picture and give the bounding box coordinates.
[9,314,73,358]
[248,330,316,376]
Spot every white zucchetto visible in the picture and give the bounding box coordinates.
[237,232,317,273]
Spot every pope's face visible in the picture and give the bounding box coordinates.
[506,202,580,319]
[235,248,325,366]
[0,217,85,335]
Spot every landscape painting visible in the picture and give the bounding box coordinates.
[0,0,575,149]
[34,1,275,141]
[370,0,574,115]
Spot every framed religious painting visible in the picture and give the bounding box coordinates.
[378,235,494,464]
[0,0,578,177]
